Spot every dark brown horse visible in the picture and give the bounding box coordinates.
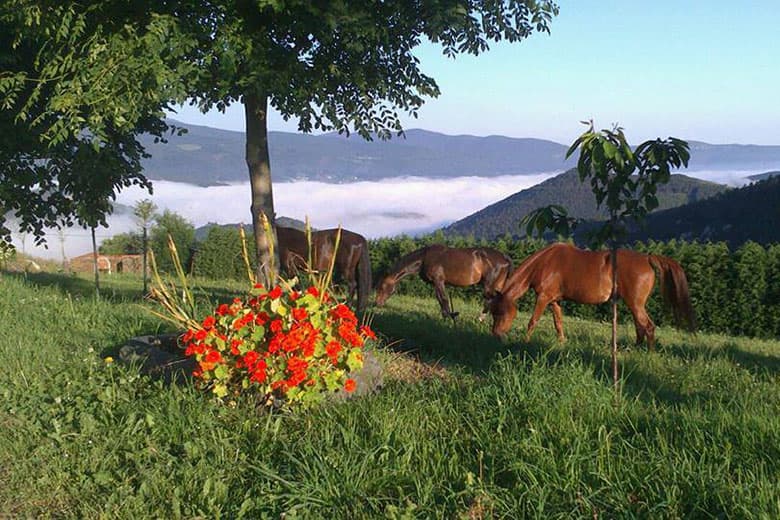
[375,244,513,319]
[490,243,696,349]
[277,226,372,313]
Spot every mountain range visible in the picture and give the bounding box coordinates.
[140,121,780,186]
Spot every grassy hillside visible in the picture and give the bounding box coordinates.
[2,273,780,517]
[628,175,780,247]
[444,170,727,239]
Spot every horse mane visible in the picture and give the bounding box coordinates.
[383,246,432,283]
[502,243,566,300]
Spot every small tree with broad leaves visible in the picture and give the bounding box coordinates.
[521,121,690,387]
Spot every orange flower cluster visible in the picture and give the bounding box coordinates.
[181,284,375,406]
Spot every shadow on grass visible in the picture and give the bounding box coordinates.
[659,340,780,378]
[5,271,244,306]
[4,271,144,302]
[370,305,620,384]
[370,305,709,404]
[369,308,511,375]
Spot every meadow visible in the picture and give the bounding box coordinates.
[1,271,780,518]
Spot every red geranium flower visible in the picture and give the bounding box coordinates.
[306,286,319,297]
[292,307,308,321]
[204,350,222,364]
[268,286,283,299]
[270,319,283,333]
[344,379,357,393]
[202,315,216,329]
[243,350,259,369]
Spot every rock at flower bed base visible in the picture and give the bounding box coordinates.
[118,333,384,401]
[118,333,196,384]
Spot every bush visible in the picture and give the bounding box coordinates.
[191,225,256,280]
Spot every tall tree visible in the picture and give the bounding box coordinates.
[175,0,559,284]
[3,1,559,286]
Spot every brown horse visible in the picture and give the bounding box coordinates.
[375,244,513,319]
[277,226,372,313]
[490,243,696,349]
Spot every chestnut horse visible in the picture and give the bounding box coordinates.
[277,226,372,313]
[375,244,513,319]
[490,243,696,349]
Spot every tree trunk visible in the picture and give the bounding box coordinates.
[610,245,618,388]
[244,92,279,286]
[91,226,100,299]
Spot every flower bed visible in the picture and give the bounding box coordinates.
[182,283,378,408]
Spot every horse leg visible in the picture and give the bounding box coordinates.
[479,287,493,323]
[525,295,551,342]
[627,304,656,351]
[550,301,565,342]
[432,279,456,320]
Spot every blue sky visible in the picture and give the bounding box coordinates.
[170,1,780,145]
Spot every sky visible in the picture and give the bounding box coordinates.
[169,1,780,146]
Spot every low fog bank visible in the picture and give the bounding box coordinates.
[11,168,768,261]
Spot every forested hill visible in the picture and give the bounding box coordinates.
[139,121,780,186]
[442,169,728,240]
[139,121,573,185]
[627,175,780,247]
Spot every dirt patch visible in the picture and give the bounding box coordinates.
[382,351,450,383]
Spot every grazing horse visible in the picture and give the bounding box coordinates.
[375,244,513,319]
[490,243,696,349]
[277,226,372,313]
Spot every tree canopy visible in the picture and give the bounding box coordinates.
[2,0,559,283]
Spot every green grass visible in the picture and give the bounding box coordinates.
[2,273,780,518]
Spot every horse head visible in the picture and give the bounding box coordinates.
[374,275,397,306]
[489,291,517,338]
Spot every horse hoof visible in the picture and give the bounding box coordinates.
[450,312,460,319]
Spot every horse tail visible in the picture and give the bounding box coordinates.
[356,239,372,314]
[648,254,697,332]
